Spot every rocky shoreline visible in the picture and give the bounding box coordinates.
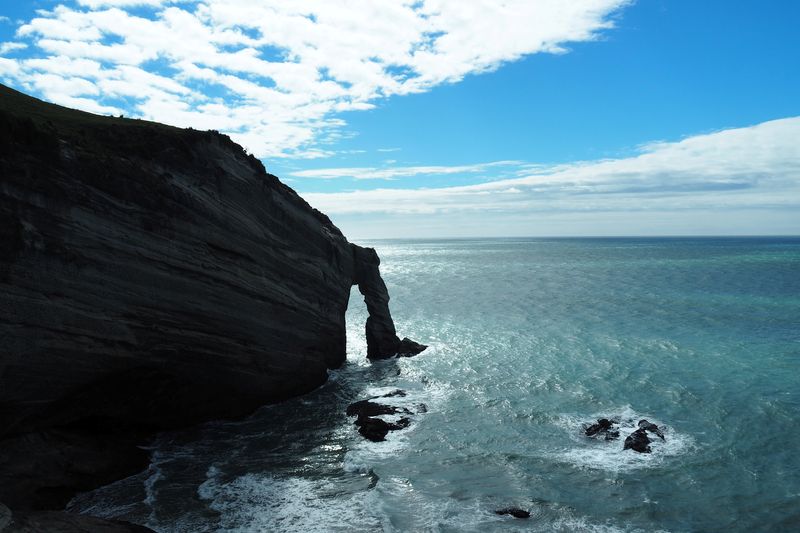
[0,84,424,530]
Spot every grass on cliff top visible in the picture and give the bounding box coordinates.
[0,82,263,173]
[0,83,181,138]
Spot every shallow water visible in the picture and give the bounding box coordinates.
[70,237,800,532]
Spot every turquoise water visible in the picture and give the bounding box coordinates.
[71,238,800,532]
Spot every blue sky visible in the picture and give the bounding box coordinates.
[1,1,798,238]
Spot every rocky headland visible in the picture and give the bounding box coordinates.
[0,84,424,530]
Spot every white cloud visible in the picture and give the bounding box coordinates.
[77,0,172,7]
[0,57,20,76]
[291,161,521,180]
[0,42,27,54]
[0,0,630,158]
[302,117,800,216]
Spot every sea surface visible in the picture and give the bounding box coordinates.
[70,237,800,532]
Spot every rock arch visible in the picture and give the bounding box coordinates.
[351,245,427,359]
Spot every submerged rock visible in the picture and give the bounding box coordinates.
[376,389,406,399]
[623,428,652,453]
[584,418,620,441]
[495,508,530,519]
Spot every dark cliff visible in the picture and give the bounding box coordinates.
[0,84,424,516]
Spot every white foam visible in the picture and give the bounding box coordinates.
[196,464,222,502]
[198,472,384,532]
[551,406,694,472]
[341,373,452,474]
[142,451,164,508]
[549,517,632,533]
[141,451,167,529]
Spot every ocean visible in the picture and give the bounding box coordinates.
[69,237,800,532]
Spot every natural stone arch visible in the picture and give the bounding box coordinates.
[350,245,427,359]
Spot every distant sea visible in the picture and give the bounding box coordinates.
[70,237,800,532]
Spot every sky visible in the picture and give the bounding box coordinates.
[0,0,798,238]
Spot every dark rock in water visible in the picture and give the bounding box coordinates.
[346,400,408,418]
[0,84,426,510]
[367,469,380,489]
[394,417,411,429]
[495,508,530,519]
[638,419,665,441]
[354,416,410,442]
[396,337,428,357]
[348,389,421,441]
[585,418,612,436]
[416,403,428,414]
[623,428,652,453]
[584,418,620,441]
[355,418,390,442]
[377,389,407,399]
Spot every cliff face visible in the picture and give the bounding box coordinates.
[0,84,423,510]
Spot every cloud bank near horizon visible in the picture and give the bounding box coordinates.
[301,117,800,227]
[0,0,630,158]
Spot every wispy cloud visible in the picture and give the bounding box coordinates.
[0,42,27,54]
[0,0,631,158]
[291,160,521,180]
[302,117,800,215]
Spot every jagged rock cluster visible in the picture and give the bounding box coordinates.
[346,389,426,442]
[584,417,666,453]
[584,418,620,441]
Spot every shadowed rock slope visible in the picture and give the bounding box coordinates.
[0,83,424,515]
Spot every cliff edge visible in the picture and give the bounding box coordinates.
[0,84,425,514]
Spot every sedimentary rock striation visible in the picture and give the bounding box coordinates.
[0,83,424,513]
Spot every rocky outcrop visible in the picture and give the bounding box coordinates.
[494,508,531,519]
[346,390,422,442]
[583,417,667,453]
[584,418,620,441]
[346,400,411,418]
[637,419,665,441]
[623,428,652,453]
[352,246,427,359]
[0,84,424,510]
[354,416,411,442]
[622,420,667,453]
